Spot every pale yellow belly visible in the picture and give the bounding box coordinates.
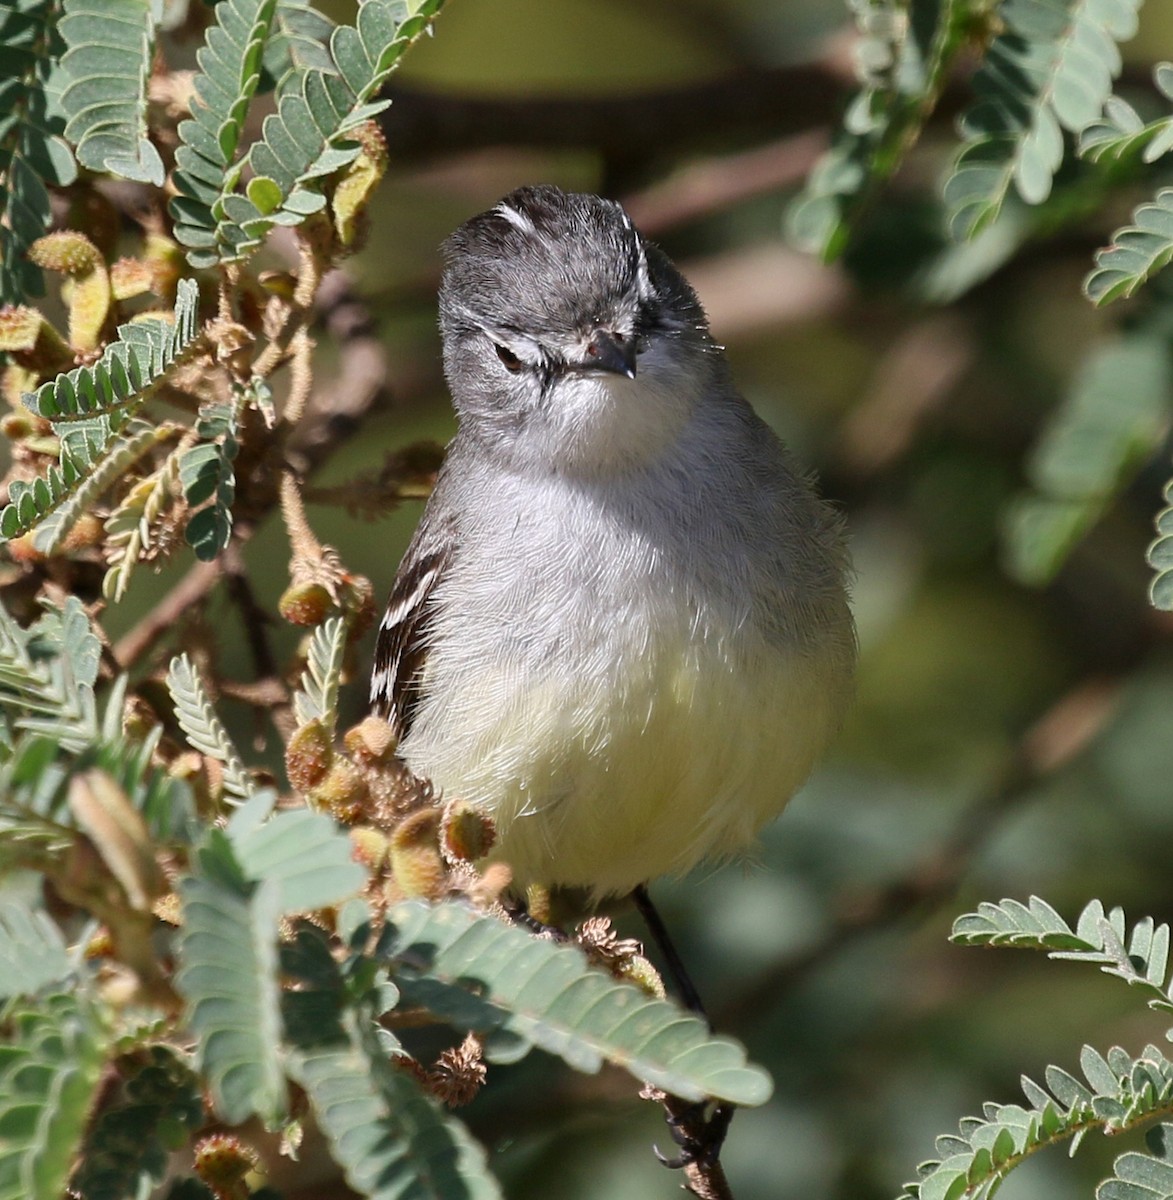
[402,639,843,896]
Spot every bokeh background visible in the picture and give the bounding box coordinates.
[112,1,1173,1195]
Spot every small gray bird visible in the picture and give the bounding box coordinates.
[371,185,855,899]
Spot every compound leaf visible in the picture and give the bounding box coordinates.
[176,834,286,1126]
[288,1008,501,1200]
[946,0,1143,240]
[0,0,76,304]
[0,993,108,1200]
[166,654,255,802]
[58,0,163,184]
[381,900,773,1106]
[0,904,69,1000]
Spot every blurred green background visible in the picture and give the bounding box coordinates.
[130,1,1173,1196]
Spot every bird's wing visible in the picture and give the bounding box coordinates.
[369,514,453,739]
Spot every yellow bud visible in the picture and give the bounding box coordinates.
[193,1133,259,1191]
[278,581,334,626]
[331,121,389,250]
[343,715,398,765]
[349,824,390,870]
[109,257,155,300]
[29,232,111,354]
[6,533,45,563]
[60,512,104,552]
[389,808,447,899]
[0,306,72,372]
[441,800,496,863]
[142,232,184,302]
[617,955,667,1000]
[28,230,103,275]
[308,757,368,823]
[285,718,334,792]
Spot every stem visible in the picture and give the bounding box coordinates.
[280,468,322,563]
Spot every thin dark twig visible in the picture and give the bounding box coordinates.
[222,543,279,680]
[634,885,739,1196]
[634,883,708,1020]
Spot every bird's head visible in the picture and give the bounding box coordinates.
[438,185,722,476]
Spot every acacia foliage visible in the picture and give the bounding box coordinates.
[792,0,1173,609]
[900,898,1173,1200]
[0,5,777,1197]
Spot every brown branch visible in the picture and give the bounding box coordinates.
[112,558,223,669]
[620,131,829,235]
[656,1093,737,1200]
[111,266,392,674]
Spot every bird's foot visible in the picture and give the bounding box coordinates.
[502,897,569,941]
[653,1101,735,1170]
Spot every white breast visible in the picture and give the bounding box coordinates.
[398,439,854,896]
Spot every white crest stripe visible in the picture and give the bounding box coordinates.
[494,202,536,235]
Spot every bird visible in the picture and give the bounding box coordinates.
[370,184,855,903]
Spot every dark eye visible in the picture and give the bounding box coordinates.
[495,344,523,372]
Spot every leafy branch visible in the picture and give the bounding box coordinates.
[0,0,76,304]
[166,654,255,803]
[0,278,202,546]
[58,0,164,185]
[901,898,1173,1199]
[944,0,1143,240]
[172,0,446,267]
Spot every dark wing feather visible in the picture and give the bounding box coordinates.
[369,516,452,738]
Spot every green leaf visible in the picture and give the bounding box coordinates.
[0,0,76,304]
[58,0,163,184]
[1085,188,1173,304]
[381,899,773,1106]
[262,0,336,95]
[1148,471,1173,610]
[953,897,1173,1019]
[170,0,280,266]
[178,397,241,562]
[0,280,203,547]
[0,596,100,751]
[788,0,967,260]
[33,420,173,554]
[1002,334,1171,585]
[176,838,286,1126]
[1101,1148,1173,1198]
[1080,62,1173,165]
[226,801,365,913]
[946,0,1143,240]
[0,993,107,1200]
[102,451,182,603]
[287,1008,502,1200]
[293,616,347,734]
[186,0,445,267]
[166,654,255,802]
[0,904,69,1000]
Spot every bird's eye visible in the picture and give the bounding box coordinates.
[495,344,523,373]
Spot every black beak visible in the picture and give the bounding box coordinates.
[580,329,637,379]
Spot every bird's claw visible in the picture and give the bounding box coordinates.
[653,1103,734,1170]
